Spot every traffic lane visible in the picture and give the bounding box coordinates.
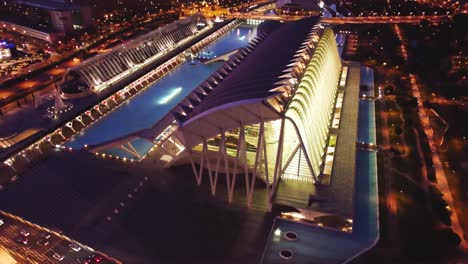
[0,219,52,263]
[11,220,95,263]
[0,59,77,100]
[0,214,97,263]
[49,239,98,264]
[1,16,170,99]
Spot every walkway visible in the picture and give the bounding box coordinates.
[409,74,467,250]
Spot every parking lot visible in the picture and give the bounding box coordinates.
[0,211,119,264]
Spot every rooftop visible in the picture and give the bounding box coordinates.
[316,63,360,218]
[182,17,321,123]
[14,0,82,11]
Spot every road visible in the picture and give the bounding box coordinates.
[0,14,173,109]
[0,210,119,264]
[0,59,79,102]
[228,13,450,24]
[321,15,449,24]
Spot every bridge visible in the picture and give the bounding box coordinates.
[321,15,450,24]
[230,13,450,24]
[200,49,240,64]
[87,110,179,160]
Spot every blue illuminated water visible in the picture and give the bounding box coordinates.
[357,65,377,145]
[66,25,255,151]
[336,33,346,57]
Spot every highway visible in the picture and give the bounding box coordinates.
[229,13,450,24]
[0,210,119,263]
[321,15,450,24]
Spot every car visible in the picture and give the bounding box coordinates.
[77,257,95,264]
[20,230,30,237]
[0,219,4,226]
[41,232,51,239]
[77,255,105,264]
[52,253,64,261]
[91,255,104,263]
[37,238,50,246]
[15,236,28,245]
[69,243,81,252]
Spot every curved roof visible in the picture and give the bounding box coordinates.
[181,16,320,123]
[71,14,205,71]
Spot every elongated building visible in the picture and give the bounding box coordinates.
[166,17,343,210]
[59,14,210,98]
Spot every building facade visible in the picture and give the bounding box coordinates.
[165,18,342,210]
[0,0,91,37]
[58,14,210,98]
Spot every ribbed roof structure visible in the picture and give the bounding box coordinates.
[178,17,321,124]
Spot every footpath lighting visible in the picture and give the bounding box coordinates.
[274,228,281,237]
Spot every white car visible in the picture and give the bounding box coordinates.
[20,230,30,237]
[69,243,81,252]
[0,219,4,226]
[52,253,64,261]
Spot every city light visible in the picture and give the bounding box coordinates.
[0,1,465,263]
[319,1,325,9]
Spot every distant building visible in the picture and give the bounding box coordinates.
[0,21,64,43]
[74,0,169,19]
[0,41,18,60]
[0,0,92,42]
[58,14,209,98]
[276,0,322,16]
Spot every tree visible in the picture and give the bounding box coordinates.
[437,228,461,251]
[395,126,403,136]
[384,86,393,95]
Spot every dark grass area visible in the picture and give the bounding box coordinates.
[0,151,273,263]
[430,104,468,239]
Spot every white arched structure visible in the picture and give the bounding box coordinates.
[59,14,210,97]
[166,17,342,211]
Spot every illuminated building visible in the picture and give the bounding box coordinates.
[0,41,17,60]
[165,18,343,210]
[0,0,91,40]
[58,14,210,98]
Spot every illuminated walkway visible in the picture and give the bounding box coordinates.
[410,74,467,251]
